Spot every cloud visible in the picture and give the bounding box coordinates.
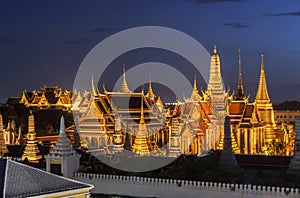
[90,27,120,33]
[264,11,300,17]
[186,0,244,4]
[223,22,250,28]
[63,38,91,44]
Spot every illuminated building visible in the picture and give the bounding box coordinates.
[168,75,209,156]
[227,49,265,154]
[78,68,167,156]
[19,85,72,111]
[1,45,281,157]
[3,119,16,145]
[45,116,80,178]
[274,110,300,125]
[21,111,42,163]
[0,114,8,157]
[71,46,281,157]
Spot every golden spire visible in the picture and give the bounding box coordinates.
[140,90,145,124]
[189,74,201,101]
[235,48,245,100]
[147,78,155,99]
[193,73,196,90]
[119,65,131,93]
[156,96,163,106]
[28,111,35,133]
[255,54,270,103]
[91,73,97,96]
[213,44,217,54]
[131,92,150,156]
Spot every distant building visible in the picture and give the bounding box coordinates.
[19,85,72,111]
[274,110,300,125]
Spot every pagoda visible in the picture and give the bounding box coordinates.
[255,54,276,142]
[22,111,42,163]
[131,91,151,156]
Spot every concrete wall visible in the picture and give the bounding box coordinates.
[74,173,299,198]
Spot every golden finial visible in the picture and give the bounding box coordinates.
[236,48,245,99]
[193,72,197,91]
[119,64,130,93]
[261,53,264,69]
[140,91,145,124]
[147,77,155,99]
[213,44,217,54]
[91,72,97,96]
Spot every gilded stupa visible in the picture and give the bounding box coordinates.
[131,91,151,156]
[255,54,277,142]
[22,111,42,163]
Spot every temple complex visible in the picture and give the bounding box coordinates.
[0,45,283,159]
[68,46,281,157]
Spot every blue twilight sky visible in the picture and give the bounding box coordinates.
[0,0,300,103]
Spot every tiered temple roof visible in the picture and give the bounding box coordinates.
[18,85,72,110]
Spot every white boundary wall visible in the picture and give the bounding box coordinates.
[74,173,299,198]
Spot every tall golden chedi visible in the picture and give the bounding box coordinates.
[131,91,151,156]
[22,111,42,163]
[255,54,277,142]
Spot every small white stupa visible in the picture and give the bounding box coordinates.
[45,116,80,178]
